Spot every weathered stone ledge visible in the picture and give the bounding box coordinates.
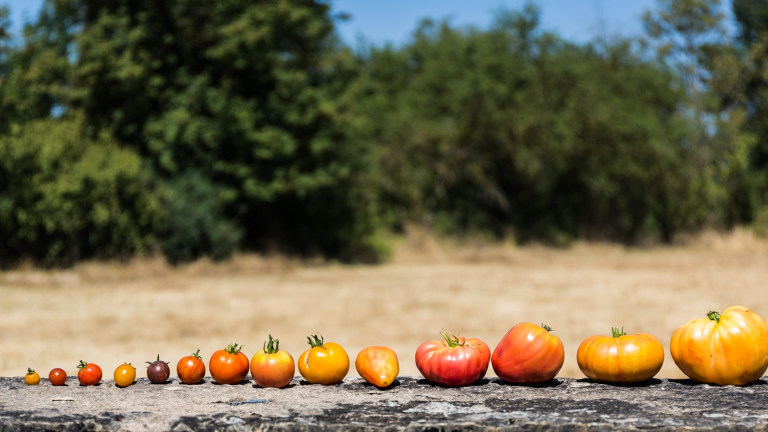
[2,376,768,431]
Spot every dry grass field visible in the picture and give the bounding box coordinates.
[2,229,768,380]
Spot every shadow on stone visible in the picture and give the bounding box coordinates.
[211,380,250,386]
[299,380,345,386]
[179,379,208,385]
[416,378,491,388]
[491,378,564,388]
[252,383,296,389]
[667,378,768,387]
[114,381,137,388]
[360,380,401,391]
[576,378,663,387]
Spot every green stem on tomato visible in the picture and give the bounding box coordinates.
[192,349,202,360]
[27,368,35,375]
[611,327,626,338]
[77,360,88,371]
[707,311,721,323]
[541,324,553,332]
[263,334,280,354]
[440,330,465,347]
[225,343,244,355]
[306,334,326,350]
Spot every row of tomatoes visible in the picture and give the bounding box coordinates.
[23,305,768,389]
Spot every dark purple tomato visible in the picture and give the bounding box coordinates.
[146,355,170,384]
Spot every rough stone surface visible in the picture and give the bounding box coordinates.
[2,376,768,431]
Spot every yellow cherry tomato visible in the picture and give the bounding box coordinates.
[298,334,349,385]
[25,368,40,385]
[114,363,137,388]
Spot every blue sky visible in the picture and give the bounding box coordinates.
[2,0,732,45]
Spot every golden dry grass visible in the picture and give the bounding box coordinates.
[2,228,768,380]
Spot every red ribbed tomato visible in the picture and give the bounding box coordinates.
[415,331,490,387]
[491,323,564,384]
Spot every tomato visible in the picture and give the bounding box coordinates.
[209,343,250,384]
[113,363,136,388]
[671,306,768,386]
[77,361,103,386]
[177,349,206,385]
[298,334,349,385]
[415,331,491,387]
[491,323,564,384]
[25,368,40,385]
[49,368,67,386]
[251,335,295,388]
[146,355,171,384]
[355,346,399,388]
[577,327,664,384]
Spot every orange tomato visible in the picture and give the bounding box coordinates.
[492,323,564,384]
[298,334,349,385]
[415,331,491,387]
[177,349,206,385]
[671,306,768,386]
[25,368,40,385]
[113,363,136,388]
[77,361,103,386]
[355,346,399,388]
[577,327,664,384]
[251,335,295,388]
[209,343,250,385]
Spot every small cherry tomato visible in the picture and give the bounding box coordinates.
[25,368,40,385]
[355,346,399,388]
[77,360,103,386]
[251,335,295,388]
[49,368,67,386]
[671,306,768,386]
[416,331,491,387]
[577,327,664,384]
[209,343,249,384]
[298,334,350,385]
[177,349,206,385]
[492,323,564,384]
[146,355,171,384]
[113,363,136,388]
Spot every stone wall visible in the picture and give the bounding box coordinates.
[2,376,767,431]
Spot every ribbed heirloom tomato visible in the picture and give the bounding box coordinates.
[77,361,102,386]
[416,331,490,387]
[113,363,136,388]
[671,306,768,386]
[577,327,664,384]
[355,346,399,388]
[492,323,564,384]
[298,334,349,385]
[209,343,249,384]
[251,335,295,388]
[25,368,40,385]
[177,349,206,385]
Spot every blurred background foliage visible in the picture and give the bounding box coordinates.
[2,0,768,267]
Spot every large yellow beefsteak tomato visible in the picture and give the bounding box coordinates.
[671,306,768,386]
[577,327,664,384]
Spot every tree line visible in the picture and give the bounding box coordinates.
[1,0,767,267]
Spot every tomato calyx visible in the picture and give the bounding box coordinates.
[263,334,281,354]
[27,368,35,376]
[191,349,202,360]
[146,355,169,365]
[707,311,721,323]
[440,330,466,347]
[77,360,89,371]
[611,327,627,338]
[224,343,244,355]
[306,334,327,350]
[541,324,553,332]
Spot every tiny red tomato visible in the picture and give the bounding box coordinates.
[77,360,102,386]
[251,335,295,388]
[49,368,67,386]
[25,368,40,385]
[209,343,249,385]
[177,349,206,385]
[113,363,136,388]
